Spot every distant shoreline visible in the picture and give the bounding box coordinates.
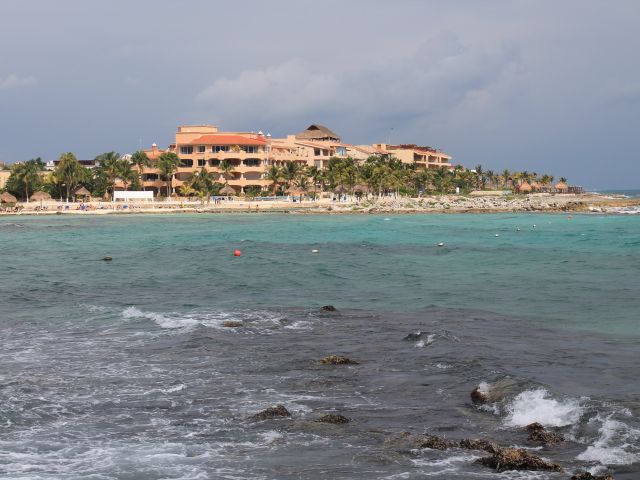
[2,193,639,217]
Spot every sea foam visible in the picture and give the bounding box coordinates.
[504,388,583,427]
[577,414,640,466]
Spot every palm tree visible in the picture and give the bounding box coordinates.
[189,167,216,204]
[130,150,151,190]
[55,152,86,202]
[95,151,121,195]
[501,169,511,189]
[219,159,235,189]
[282,161,302,192]
[157,152,181,199]
[264,165,282,195]
[11,158,44,202]
[307,165,324,197]
[474,164,484,189]
[116,158,135,191]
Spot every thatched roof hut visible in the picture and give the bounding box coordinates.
[333,185,347,194]
[295,124,341,142]
[0,192,17,203]
[219,185,237,196]
[353,184,369,194]
[75,186,91,197]
[30,191,51,202]
[517,182,532,193]
[555,181,568,192]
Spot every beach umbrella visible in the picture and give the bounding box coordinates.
[75,186,91,198]
[517,182,532,193]
[333,186,347,195]
[30,190,51,208]
[0,192,17,203]
[554,181,568,193]
[219,185,236,196]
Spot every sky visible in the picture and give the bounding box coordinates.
[0,0,639,189]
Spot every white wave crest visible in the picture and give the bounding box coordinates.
[121,306,284,331]
[505,388,583,427]
[577,414,640,466]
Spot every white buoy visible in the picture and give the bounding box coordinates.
[437,242,444,247]
[311,249,319,253]
[516,228,521,231]
[495,234,500,237]
[533,224,537,228]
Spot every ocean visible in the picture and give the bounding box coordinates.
[0,213,638,479]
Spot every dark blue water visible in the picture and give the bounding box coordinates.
[0,213,638,479]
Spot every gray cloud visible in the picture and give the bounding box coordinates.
[0,74,36,90]
[0,0,638,188]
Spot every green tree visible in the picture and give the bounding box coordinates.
[116,158,135,191]
[7,158,45,202]
[157,152,181,199]
[219,159,235,189]
[189,167,218,204]
[130,150,151,190]
[55,152,86,202]
[95,151,121,195]
[264,165,282,195]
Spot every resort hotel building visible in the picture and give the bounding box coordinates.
[134,124,453,196]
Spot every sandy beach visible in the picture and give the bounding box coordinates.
[2,192,638,216]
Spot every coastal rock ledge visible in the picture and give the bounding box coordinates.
[526,422,565,445]
[316,414,350,424]
[249,404,291,421]
[476,447,563,473]
[571,472,614,480]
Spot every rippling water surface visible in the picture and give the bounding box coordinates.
[0,213,638,479]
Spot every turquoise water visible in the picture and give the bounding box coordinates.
[3,213,639,335]
[1,213,639,479]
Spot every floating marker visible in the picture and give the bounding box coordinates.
[103,256,112,262]
[437,242,444,247]
[233,250,241,257]
[312,249,319,253]
[495,234,500,237]
[516,228,521,231]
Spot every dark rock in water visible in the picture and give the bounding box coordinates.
[470,386,488,404]
[403,331,424,341]
[103,256,113,261]
[525,422,565,445]
[320,305,337,312]
[250,404,291,421]
[459,438,501,454]
[384,432,455,451]
[319,355,358,365]
[571,472,614,480]
[416,434,456,450]
[316,414,350,424]
[476,447,563,473]
[222,321,243,328]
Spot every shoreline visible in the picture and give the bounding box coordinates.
[1,193,639,217]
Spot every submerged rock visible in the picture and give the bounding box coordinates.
[384,432,456,451]
[470,386,488,404]
[525,422,565,445]
[459,438,501,454]
[222,321,243,328]
[249,404,291,421]
[571,472,614,480]
[103,256,113,261]
[476,447,563,473]
[320,305,337,312]
[316,414,350,424]
[319,355,358,365]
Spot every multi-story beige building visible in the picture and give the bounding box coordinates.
[135,123,452,195]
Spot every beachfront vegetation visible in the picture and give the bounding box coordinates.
[1,151,570,201]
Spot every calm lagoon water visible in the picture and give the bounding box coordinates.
[1,213,638,479]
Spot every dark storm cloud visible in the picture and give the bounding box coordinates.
[0,0,638,188]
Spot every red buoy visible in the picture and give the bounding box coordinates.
[233,249,241,257]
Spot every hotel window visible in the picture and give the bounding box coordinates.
[198,159,206,167]
[197,146,206,153]
[212,146,229,153]
[180,159,193,167]
[314,148,321,156]
[180,146,193,154]
[209,159,220,166]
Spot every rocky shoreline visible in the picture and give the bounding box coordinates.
[0,193,638,217]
